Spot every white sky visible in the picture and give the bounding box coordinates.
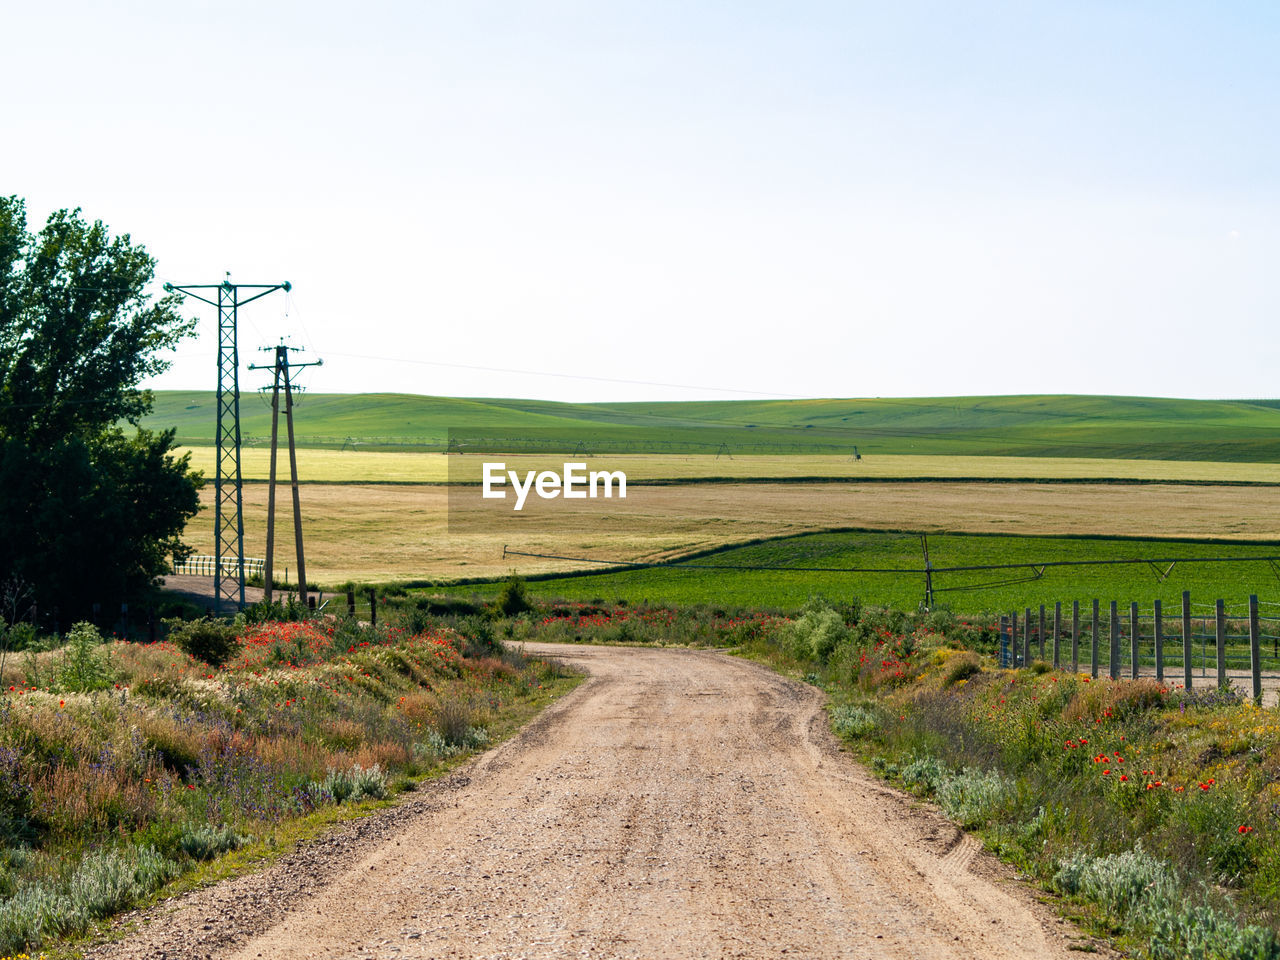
[7,1,1278,402]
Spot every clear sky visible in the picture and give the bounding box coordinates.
[7,1,1278,402]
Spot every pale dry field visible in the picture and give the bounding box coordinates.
[177,447,1280,485]
[181,480,1280,585]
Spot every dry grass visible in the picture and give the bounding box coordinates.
[177,480,1280,585]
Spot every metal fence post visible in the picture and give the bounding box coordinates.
[1182,591,1193,690]
[1250,594,1262,705]
[1216,599,1227,689]
[1011,610,1019,668]
[1154,599,1164,683]
[1039,604,1047,661]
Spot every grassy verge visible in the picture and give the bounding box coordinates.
[0,611,578,957]
[734,600,1280,959]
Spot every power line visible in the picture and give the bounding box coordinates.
[322,351,808,399]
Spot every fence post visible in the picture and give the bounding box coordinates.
[370,589,378,628]
[1000,616,1011,667]
[1024,607,1033,666]
[1130,601,1140,679]
[1071,600,1080,673]
[1052,601,1061,669]
[1109,601,1120,680]
[1091,598,1100,678]
[1154,599,1164,682]
[1039,604,1047,661]
[347,590,356,617]
[1250,594,1262,706]
[1216,599,1227,689]
[1011,610,1019,667]
[1182,591,1193,690]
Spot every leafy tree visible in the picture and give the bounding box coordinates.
[0,196,201,622]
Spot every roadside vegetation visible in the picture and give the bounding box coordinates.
[462,587,1280,959]
[0,604,577,956]
[736,598,1280,960]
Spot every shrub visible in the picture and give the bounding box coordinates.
[68,844,177,918]
[786,598,849,661]
[900,754,948,795]
[320,763,388,804]
[434,697,488,749]
[1053,844,1179,922]
[459,617,500,658]
[0,845,178,955]
[166,618,240,666]
[830,703,880,739]
[942,652,982,686]
[922,606,957,633]
[178,823,250,861]
[495,574,531,617]
[1,622,39,653]
[1148,903,1280,960]
[935,767,1010,828]
[56,622,116,692]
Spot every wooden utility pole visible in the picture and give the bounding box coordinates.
[250,344,322,606]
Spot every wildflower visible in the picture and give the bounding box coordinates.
[1239,826,1254,835]
[1119,774,1128,782]
[1102,769,1111,775]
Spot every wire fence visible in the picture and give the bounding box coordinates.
[998,593,1273,702]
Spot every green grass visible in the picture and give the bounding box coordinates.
[431,530,1280,613]
[144,391,1280,461]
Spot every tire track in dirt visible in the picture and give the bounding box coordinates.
[90,643,1104,959]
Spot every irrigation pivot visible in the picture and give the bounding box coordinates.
[163,276,291,612]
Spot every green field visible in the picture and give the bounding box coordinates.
[433,531,1280,613]
[146,391,1280,461]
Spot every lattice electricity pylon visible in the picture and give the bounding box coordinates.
[164,276,291,612]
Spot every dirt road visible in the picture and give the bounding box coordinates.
[92,644,1100,959]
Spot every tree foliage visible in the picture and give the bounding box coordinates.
[0,196,201,622]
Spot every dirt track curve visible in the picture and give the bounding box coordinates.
[90,643,1103,959]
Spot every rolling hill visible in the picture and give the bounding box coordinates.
[143,391,1280,461]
